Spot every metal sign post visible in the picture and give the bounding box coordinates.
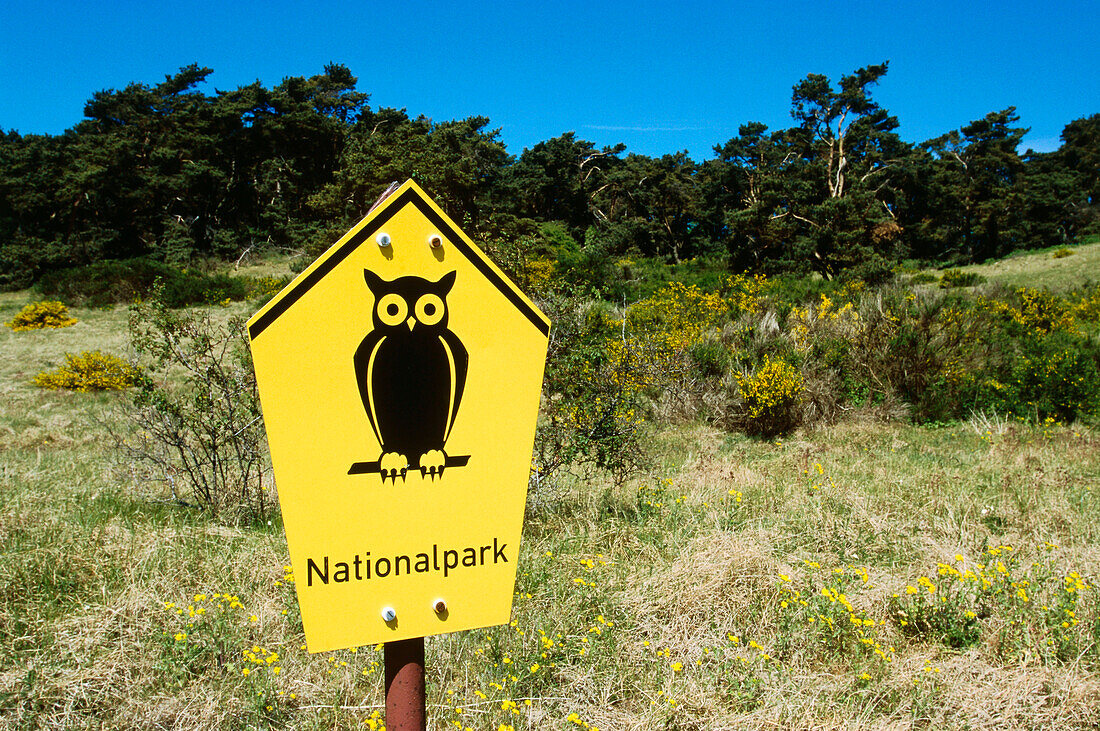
[384,638,425,730]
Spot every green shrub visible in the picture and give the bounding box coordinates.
[1072,286,1100,323]
[36,258,254,307]
[1052,247,1074,259]
[123,292,270,523]
[764,275,850,319]
[908,272,939,285]
[161,271,251,307]
[532,290,649,505]
[5,301,78,331]
[247,275,293,305]
[964,333,1100,422]
[1001,288,1078,335]
[940,268,985,288]
[37,259,179,306]
[689,338,730,378]
[34,351,137,391]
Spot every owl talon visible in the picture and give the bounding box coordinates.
[380,452,409,483]
[420,449,446,480]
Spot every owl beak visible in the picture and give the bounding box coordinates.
[406,317,416,331]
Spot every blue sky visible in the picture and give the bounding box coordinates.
[1,0,1096,159]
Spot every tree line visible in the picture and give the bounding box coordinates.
[1,61,1097,290]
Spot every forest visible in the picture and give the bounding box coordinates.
[1,62,1098,292]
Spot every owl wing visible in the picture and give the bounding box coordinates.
[440,328,468,444]
[353,330,387,448]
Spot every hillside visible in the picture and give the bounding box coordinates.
[956,237,1100,290]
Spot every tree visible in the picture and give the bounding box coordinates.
[1056,114,1100,234]
[711,122,800,271]
[505,132,625,237]
[311,110,511,242]
[922,108,1029,260]
[790,62,899,201]
[593,152,703,262]
[711,64,909,277]
[0,131,73,287]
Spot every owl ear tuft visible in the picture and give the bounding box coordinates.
[437,270,457,294]
[364,269,385,292]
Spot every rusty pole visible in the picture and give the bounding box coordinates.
[384,637,426,730]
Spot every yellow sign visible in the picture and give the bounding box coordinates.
[248,181,550,652]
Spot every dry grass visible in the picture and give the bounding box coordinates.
[1,292,1099,729]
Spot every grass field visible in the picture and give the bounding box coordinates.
[1,271,1099,729]
[954,238,1100,291]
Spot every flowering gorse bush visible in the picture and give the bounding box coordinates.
[720,273,769,316]
[34,350,138,391]
[939,268,985,288]
[1071,285,1100,323]
[617,281,730,389]
[246,275,292,304]
[982,288,1079,335]
[735,356,803,436]
[5,300,77,330]
[788,292,862,349]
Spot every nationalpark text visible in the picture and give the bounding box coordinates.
[307,538,509,586]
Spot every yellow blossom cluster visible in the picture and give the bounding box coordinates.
[567,711,600,730]
[1070,285,1100,322]
[788,292,862,348]
[599,280,731,400]
[890,543,1096,660]
[572,553,610,590]
[241,645,281,676]
[5,300,77,330]
[778,564,895,667]
[736,355,803,424]
[523,258,557,291]
[803,462,836,492]
[247,275,291,302]
[34,350,138,391]
[721,273,769,315]
[273,564,294,588]
[980,288,1078,335]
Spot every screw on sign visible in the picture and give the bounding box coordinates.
[247,180,550,729]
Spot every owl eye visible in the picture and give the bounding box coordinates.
[415,293,445,326]
[377,293,408,326]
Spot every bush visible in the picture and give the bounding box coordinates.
[36,258,255,307]
[940,268,985,288]
[763,275,849,319]
[908,272,939,285]
[121,292,270,523]
[37,259,178,306]
[689,338,730,378]
[963,333,1100,422]
[1003,288,1078,335]
[246,275,293,306]
[1072,286,1100,323]
[5,301,77,331]
[735,356,803,437]
[34,351,137,391]
[533,290,648,499]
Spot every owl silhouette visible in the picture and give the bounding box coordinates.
[352,270,468,482]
